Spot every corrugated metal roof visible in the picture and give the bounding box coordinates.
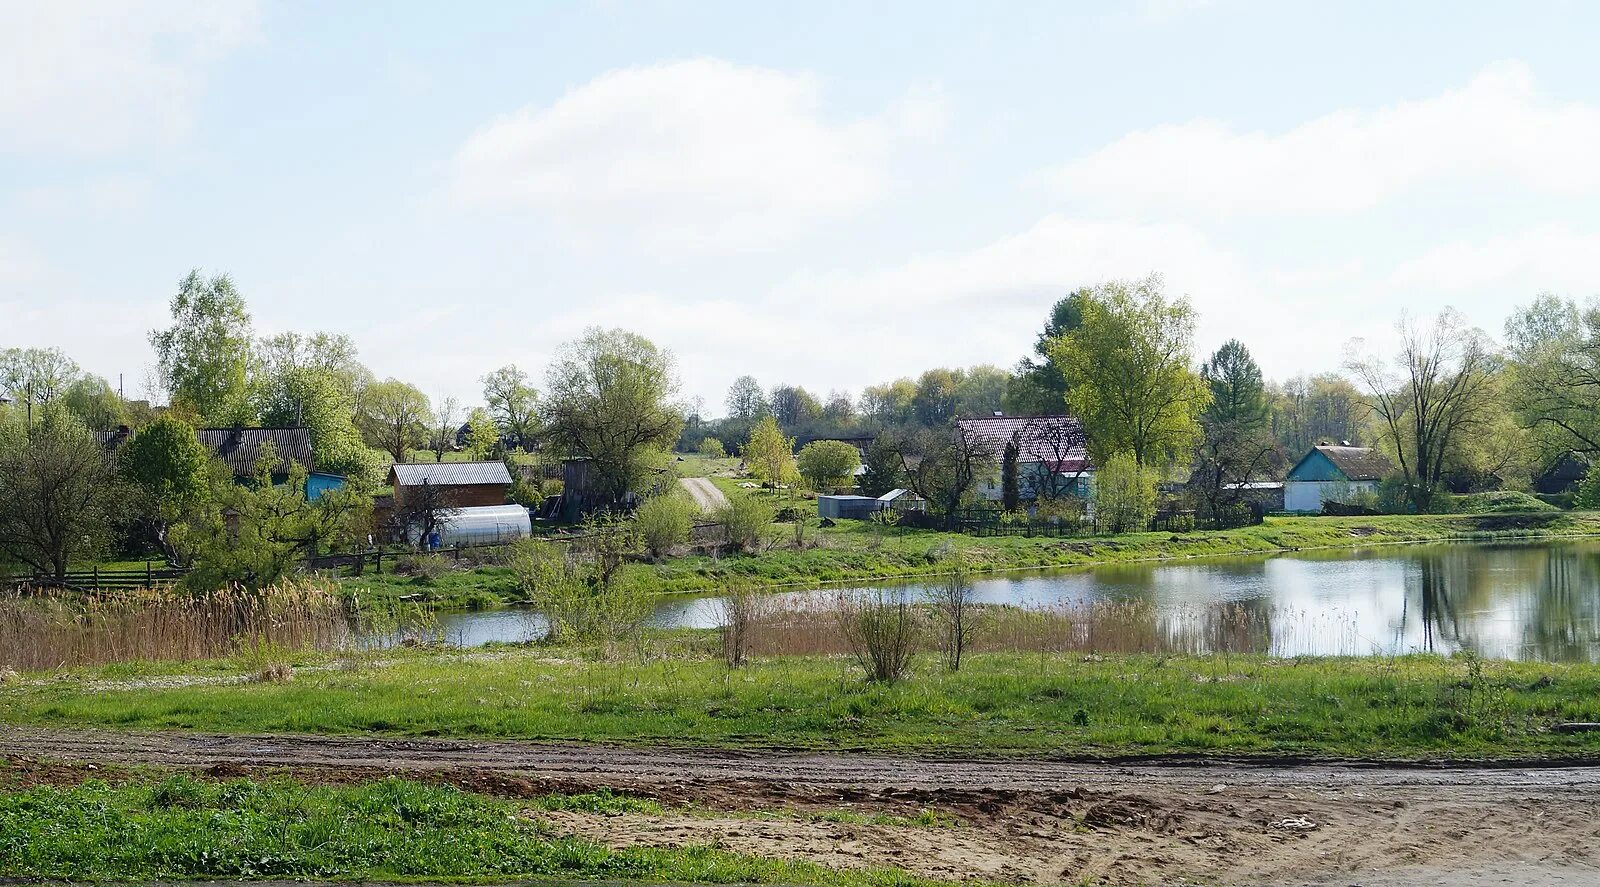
[196,427,314,477]
[390,461,513,487]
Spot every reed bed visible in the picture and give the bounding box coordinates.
[0,579,354,672]
[743,598,1363,659]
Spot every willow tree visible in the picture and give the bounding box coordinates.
[1047,276,1209,467]
[543,328,684,506]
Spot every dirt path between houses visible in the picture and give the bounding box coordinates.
[679,476,730,513]
[2,726,1596,886]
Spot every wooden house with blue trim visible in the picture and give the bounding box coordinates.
[1284,445,1394,513]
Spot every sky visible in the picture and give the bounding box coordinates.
[4,0,1600,417]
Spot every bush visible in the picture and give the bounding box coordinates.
[1576,468,1600,510]
[835,589,920,683]
[715,496,773,553]
[508,536,650,648]
[926,562,980,671]
[634,492,694,558]
[796,439,861,492]
[1093,452,1158,534]
[718,584,765,668]
[696,437,727,458]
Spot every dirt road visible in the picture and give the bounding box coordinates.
[3,726,1594,886]
[678,476,729,513]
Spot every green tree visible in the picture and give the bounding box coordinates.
[543,328,684,505]
[465,407,499,459]
[1504,294,1600,459]
[0,409,124,577]
[634,490,695,558]
[769,384,822,429]
[0,347,81,412]
[907,424,995,529]
[252,331,369,423]
[174,447,371,592]
[1193,341,1279,518]
[481,365,539,449]
[358,379,431,464]
[1094,451,1159,534]
[860,378,917,424]
[696,437,727,458]
[724,375,769,421]
[270,366,377,481]
[858,435,907,497]
[1006,289,1088,415]
[912,368,963,426]
[149,270,254,424]
[60,376,127,431]
[796,439,861,491]
[1047,276,1210,467]
[119,414,214,561]
[742,416,796,487]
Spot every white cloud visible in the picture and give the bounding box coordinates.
[1388,225,1600,296]
[0,0,259,153]
[450,58,945,252]
[1037,61,1600,216]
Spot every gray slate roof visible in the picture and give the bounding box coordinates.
[390,461,513,488]
[1314,445,1395,481]
[197,427,314,477]
[954,415,1091,472]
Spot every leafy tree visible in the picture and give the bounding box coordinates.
[769,384,822,429]
[119,414,214,562]
[1504,294,1600,459]
[465,407,499,459]
[481,365,539,450]
[60,376,127,431]
[858,435,907,497]
[149,270,254,424]
[634,490,695,558]
[696,437,727,458]
[1094,451,1159,534]
[269,366,377,481]
[1006,289,1088,415]
[860,378,917,425]
[912,368,963,426]
[1272,373,1367,452]
[1192,341,1278,517]
[0,347,81,410]
[253,331,369,422]
[358,379,431,464]
[543,328,685,505]
[0,409,125,578]
[724,375,769,421]
[1047,276,1210,467]
[955,365,1010,418]
[174,449,370,592]
[796,439,861,491]
[742,416,796,487]
[1347,309,1498,513]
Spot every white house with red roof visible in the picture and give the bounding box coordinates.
[955,414,1093,503]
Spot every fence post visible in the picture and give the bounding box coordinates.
[92,565,98,591]
[146,560,152,589]
[375,549,382,575]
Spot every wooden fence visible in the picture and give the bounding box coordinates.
[5,563,188,592]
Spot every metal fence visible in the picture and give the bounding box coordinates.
[906,502,1264,537]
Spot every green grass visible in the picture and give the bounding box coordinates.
[8,648,1600,760]
[0,772,941,884]
[341,511,1600,608]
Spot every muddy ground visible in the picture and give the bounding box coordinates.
[1,726,1595,886]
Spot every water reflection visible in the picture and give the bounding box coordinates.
[426,541,1600,662]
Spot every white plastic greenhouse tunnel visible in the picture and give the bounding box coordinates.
[431,505,532,547]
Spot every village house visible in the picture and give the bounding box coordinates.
[1283,445,1395,513]
[388,461,513,508]
[955,414,1093,503]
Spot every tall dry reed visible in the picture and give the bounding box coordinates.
[0,579,353,672]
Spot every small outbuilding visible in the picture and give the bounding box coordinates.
[817,495,881,520]
[1284,445,1394,514]
[389,461,512,508]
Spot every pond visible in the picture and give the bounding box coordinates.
[427,540,1600,662]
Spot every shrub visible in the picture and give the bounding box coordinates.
[926,562,980,671]
[508,536,650,648]
[796,439,861,492]
[716,496,773,553]
[1576,468,1600,510]
[696,437,727,458]
[718,584,764,668]
[634,491,694,558]
[1092,452,1158,534]
[835,589,920,683]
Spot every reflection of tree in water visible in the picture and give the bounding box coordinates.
[1403,553,1466,655]
[1520,547,1600,663]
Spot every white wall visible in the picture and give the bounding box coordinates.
[1284,480,1377,513]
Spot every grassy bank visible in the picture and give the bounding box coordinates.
[0,770,938,884]
[8,647,1600,760]
[342,511,1600,607]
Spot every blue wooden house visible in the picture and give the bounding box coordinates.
[1284,445,1394,513]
